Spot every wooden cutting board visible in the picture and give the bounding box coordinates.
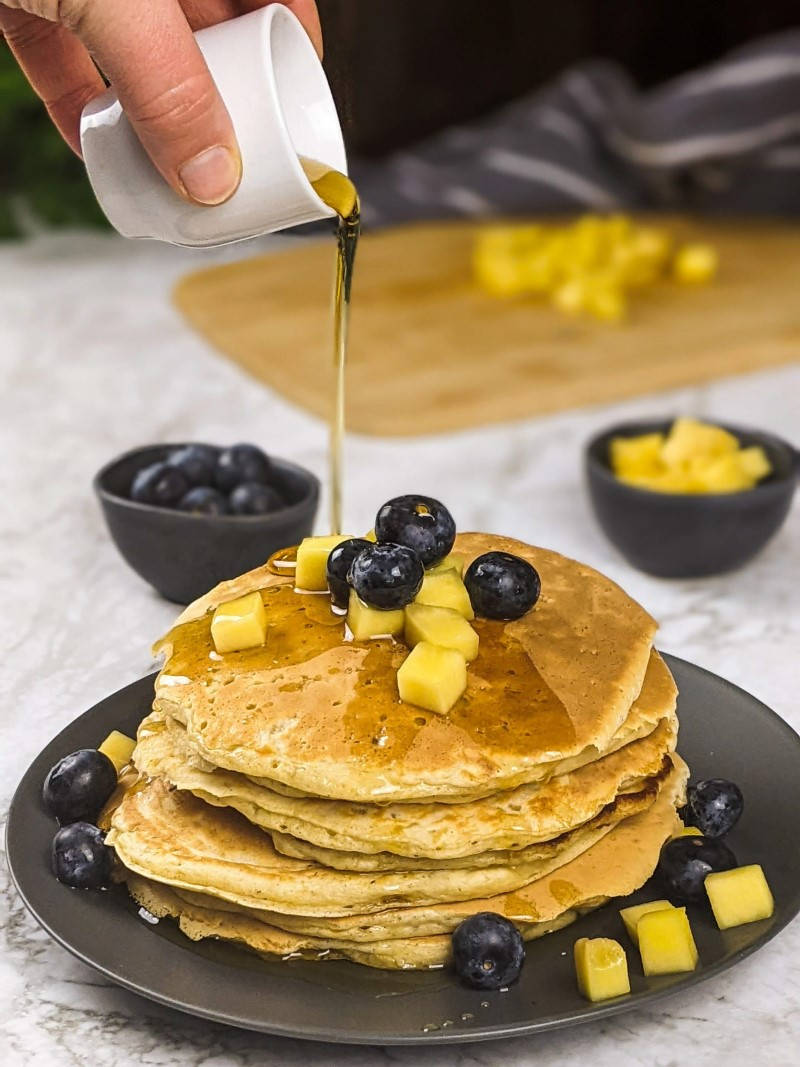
[173,219,800,436]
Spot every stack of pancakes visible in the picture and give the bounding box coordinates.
[107,533,688,970]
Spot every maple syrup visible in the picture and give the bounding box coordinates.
[299,157,360,535]
[157,571,576,778]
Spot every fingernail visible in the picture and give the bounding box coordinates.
[178,145,241,205]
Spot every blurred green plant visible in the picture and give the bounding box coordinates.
[0,44,108,238]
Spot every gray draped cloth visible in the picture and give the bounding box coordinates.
[350,31,800,226]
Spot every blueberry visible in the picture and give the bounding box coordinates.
[464,552,541,621]
[686,779,744,838]
[374,495,456,567]
[326,538,372,609]
[229,482,285,516]
[167,444,218,487]
[177,486,230,515]
[43,749,118,825]
[215,443,272,492]
[51,822,113,889]
[349,543,424,610]
[658,835,737,903]
[130,461,189,506]
[451,912,525,990]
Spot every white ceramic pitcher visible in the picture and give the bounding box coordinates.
[79,6,347,247]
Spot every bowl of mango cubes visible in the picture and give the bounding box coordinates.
[585,417,797,577]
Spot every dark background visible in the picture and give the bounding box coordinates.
[320,0,800,155]
[2,0,799,234]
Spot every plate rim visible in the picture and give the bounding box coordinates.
[7,653,800,1046]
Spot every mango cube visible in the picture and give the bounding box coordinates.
[694,453,754,493]
[415,570,474,620]
[473,248,527,298]
[674,243,718,284]
[630,226,672,264]
[609,240,660,286]
[363,529,378,542]
[604,214,633,243]
[574,937,631,1002]
[585,281,627,323]
[617,468,703,494]
[404,603,479,662]
[519,251,558,292]
[610,433,666,479]
[619,900,675,946]
[210,591,267,654]
[737,446,771,483]
[397,641,467,714]
[637,906,698,976]
[552,277,589,316]
[426,552,466,577]
[705,865,774,930]
[661,416,738,467]
[98,730,136,772]
[295,534,351,591]
[347,590,404,641]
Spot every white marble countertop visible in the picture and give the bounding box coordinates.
[1,231,798,1067]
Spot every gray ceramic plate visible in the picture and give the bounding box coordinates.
[7,655,800,1045]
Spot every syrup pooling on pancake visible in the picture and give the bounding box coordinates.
[155,579,577,784]
[160,607,579,780]
[153,533,657,802]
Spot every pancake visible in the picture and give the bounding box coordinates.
[107,771,663,918]
[121,760,685,969]
[126,875,581,970]
[239,651,669,804]
[271,741,671,869]
[132,657,676,861]
[152,533,657,803]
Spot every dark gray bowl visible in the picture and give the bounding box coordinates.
[94,443,319,603]
[585,419,797,578]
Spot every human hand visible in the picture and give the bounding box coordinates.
[0,1,322,205]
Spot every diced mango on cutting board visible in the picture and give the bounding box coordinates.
[673,243,719,284]
[473,215,718,322]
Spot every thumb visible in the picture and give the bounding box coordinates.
[71,0,242,205]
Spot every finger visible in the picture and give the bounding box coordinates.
[70,0,242,205]
[178,1,237,30]
[180,2,322,58]
[0,7,105,156]
[236,1,323,57]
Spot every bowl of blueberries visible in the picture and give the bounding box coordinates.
[94,442,319,603]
